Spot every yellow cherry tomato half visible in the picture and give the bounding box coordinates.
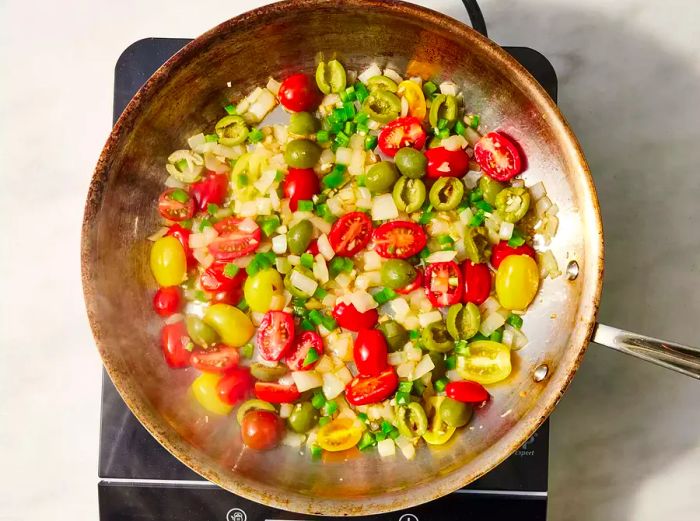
[495,254,540,310]
[422,397,457,445]
[191,373,233,416]
[316,417,364,452]
[398,80,427,120]
[456,340,512,385]
[244,268,284,313]
[150,236,187,287]
[203,304,254,347]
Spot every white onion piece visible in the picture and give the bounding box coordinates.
[237,218,258,233]
[463,126,482,146]
[439,81,458,96]
[412,354,435,381]
[349,290,378,313]
[334,366,353,386]
[358,63,382,83]
[313,255,329,284]
[377,438,396,458]
[315,355,334,373]
[363,250,382,271]
[388,351,406,366]
[164,176,186,189]
[187,133,206,149]
[383,297,410,320]
[425,250,457,263]
[212,144,244,159]
[204,153,229,173]
[397,361,416,379]
[535,195,553,216]
[400,96,409,117]
[348,149,365,176]
[505,324,529,351]
[292,371,323,392]
[266,77,281,95]
[459,207,474,225]
[418,311,442,327]
[441,135,468,151]
[383,68,403,84]
[254,168,278,193]
[480,311,507,336]
[499,221,515,241]
[308,215,331,235]
[320,148,335,165]
[322,372,345,399]
[290,270,318,295]
[317,234,335,260]
[538,250,561,279]
[192,248,214,269]
[371,193,399,220]
[395,435,416,460]
[272,234,287,254]
[335,147,352,165]
[529,181,546,201]
[479,296,501,315]
[446,369,462,382]
[405,344,422,362]
[247,89,277,122]
[279,403,293,418]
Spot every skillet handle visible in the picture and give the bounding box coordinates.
[462,0,488,37]
[592,324,700,379]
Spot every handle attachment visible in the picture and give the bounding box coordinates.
[592,324,700,379]
[462,0,488,37]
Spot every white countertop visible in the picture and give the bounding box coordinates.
[1,0,698,519]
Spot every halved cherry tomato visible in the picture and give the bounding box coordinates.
[332,302,378,332]
[191,172,229,212]
[283,168,320,212]
[316,417,364,452]
[241,410,284,450]
[445,381,490,403]
[398,80,427,120]
[473,132,523,181]
[462,261,492,305]
[153,286,182,316]
[210,288,244,307]
[372,221,427,259]
[257,310,295,361]
[424,261,463,307]
[425,147,470,179]
[158,188,195,222]
[278,73,320,112]
[395,268,423,295]
[191,345,240,373]
[353,330,388,376]
[216,367,253,405]
[166,224,195,268]
[490,241,536,269]
[345,367,398,406]
[160,321,191,368]
[286,331,323,371]
[208,217,261,261]
[377,116,427,157]
[254,382,301,403]
[306,239,319,256]
[328,211,373,257]
[200,263,246,293]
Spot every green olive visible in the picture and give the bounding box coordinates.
[284,139,322,169]
[287,402,319,433]
[362,90,401,123]
[396,402,428,438]
[366,75,399,93]
[250,363,288,382]
[394,148,427,179]
[365,161,399,193]
[284,266,316,298]
[421,321,454,353]
[236,399,275,425]
[185,315,219,348]
[288,112,319,136]
[478,176,505,206]
[380,259,417,289]
[495,187,531,223]
[378,320,409,352]
[439,397,473,428]
[315,60,346,94]
[429,177,464,211]
[287,220,314,255]
[215,115,249,146]
[429,352,447,381]
[429,94,459,129]
[392,176,426,213]
[446,303,481,341]
[464,227,490,264]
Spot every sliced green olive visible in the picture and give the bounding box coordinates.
[464,226,490,264]
[362,90,401,123]
[284,266,316,298]
[478,176,505,206]
[250,363,288,382]
[421,321,454,353]
[366,75,398,93]
[287,402,319,433]
[429,177,464,211]
[429,94,459,129]
[394,148,427,179]
[215,115,249,146]
[378,320,409,352]
[396,402,428,438]
[287,220,314,255]
[185,315,219,348]
[288,112,319,136]
[393,176,426,213]
[446,303,481,341]
[284,139,322,168]
[380,259,417,289]
[439,397,473,428]
[315,59,347,94]
[429,352,447,381]
[365,161,399,193]
[236,399,275,425]
[495,187,531,223]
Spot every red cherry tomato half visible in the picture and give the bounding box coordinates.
[332,302,379,332]
[153,286,182,317]
[395,268,423,295]
[166,224,195,268]
[424,147,470,179]
[191,172,229,212]
[306,239,320,256]
[372,221,427,259]
[208,217,261,261]
[257,311,295,362]
[158,188,195,222]
[473,132,523,181]
[160,321,191,368]
[462,261,492,305]
[490,241,536,269]
[377,117,427,157]
[254,382,302,404]
[424,261,463,307]
[241,410,284,450]
[210,288,244,307]
[191,345,240,374]
[216,368,253,405]
[283,168,320,212]
[445,381,490,403]
[353,330,388,376]
[328,211,373,257]
[200,263,246,293]
[345,367,398,406]
[278,73,320,112]
[286,331,323,371]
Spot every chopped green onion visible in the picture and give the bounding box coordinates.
[311,391,326,409]
[322,399,338,416]
[223,263,240,278]
[471,332,489,342]
[419,247,431,260]
[245,260,260,276]
[343,121,356,135]
[260,215,281,237]
[422,81,438,97]
[357,412,369,423]
[236,173,249,187]
[454,340,469,355]
[395,391,410,406]
[466,114,480,129]
[303,347,320,367]
[469,188,483,203]
[375,431,387,442]
[334,130,350,147]
[454,120,467,137]
[474,200,493,213]
[300,253,315,269]
[413,380,426,396]
[204,133,218,143]
[248,128,264,144]
[409,330,420,340]
[434,378,448,393]
[315,203,335,223]
[356,174,366,187]
[343,102,356,120]
[355,82,369,102]
[320,314,337,331]
[380,420,394,434]
[207,203,219,215]
[236,298,249,312]
[297,199,314,212]
[170,189,189,203]
[468,209,485,227]
[184,341,195,352]
[437,128,451,139]
[388,429,400,440]
[174,159,188,172]
[198,218,212,231]
[437,118,449,130]
[437,234,454,245]
[301,317,315,331]
[180,219,193,230]
[292,303,308,318]
[332,107,348,124]
[310,445,323,459]
[373,288,397,305]
[343,85,357,101]
[313,287,328,299]
[240,343,254,358]
[316,130,330,143]
[275,170,284,183]
[224,104,237,115]
[508,228,526,247]
[490,328,503,343]
[398,381,413,393]
[445,355,457,370]
[322,164,347,189]
[418,209,434,225]
[354,111,370,124]
[364,134,378,150]
[308,309,324,326]
[507,313,524,329]
[357,432,376,451]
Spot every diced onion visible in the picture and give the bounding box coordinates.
[349,133,365,151]
[480,311,507,336]
[358,63,382,84]
[316,355,334,373]
[529,181,546,201]
[334,366,353,386]
[463,170,481,189]
[290,270,318,295]
[212,144,244,159]
[164,176,186,189]
[192,248,214,269]
[317,234,335,260]
[266,77,281,95]
[383,68,403,84]
[463,126,481,146]
[439,81,458,96]
[313,255,329,283]
[147,227,169,242]
[363,250,382,271]
[272,234,287,254]
[383,297,410,320]
[441,135,468,151]
[282,431,305,448]
[400,96,409,117]
[335,147,352,165]
[426,250,457,263]
[395,435,416,460]
[535,195,553,217]
[328,332,353,361]
[279,403,293,418]
[538,250,561,279]
[292,371,323,392]
[446,369,462,382]
[459,207,474,226]
[187,133,206,149]
[504,324,529,351]
[499,221,514,240]
[371,193,399,220]
[418,311,442,327]
[348,149,365,176]
[405,344,422,362]
[377,438,396,457]
[322,372,345,399]
[402,315,419,330]
[348,290,378,313]
[388,351,406,366]
[397,361,416,379]
[254,168,278,193]
[247,89,277,122]
[479,296,501,315]
[412,354,435,381]
[335,272,352,288]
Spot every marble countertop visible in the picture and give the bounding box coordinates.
[1,0,698,519]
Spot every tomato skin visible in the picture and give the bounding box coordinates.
[332,302,378,332]
[283,168,320,211]
[307,239,319,256]
[216,368,253,405]
[395,268,423,295]
[286,331,323,371]
[241,410,284,450]
[278,73,320,112]
[345,367,398,406]
[328,212,373,257]
[158,188,195,222]
[372,221,427,259]
[257,311,295,361]
[160,321,191,368]
[153,286,182,316]
[191,172,229,212]
[462,261,492,305]
[424,261,463,307]
[377,117,427,157]
[353,330,388,376]
[200,263,246,293]
[166,224,195,268]
[208,217,261,261]
[445,381,490,403]
[254,382,301,403]
[424,147,470,179]
[191,345,240,374]
[473,132,523,181]
[490,241,536,269]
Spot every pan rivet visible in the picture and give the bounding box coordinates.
[533,364,549,382]
[566,261,579,280]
